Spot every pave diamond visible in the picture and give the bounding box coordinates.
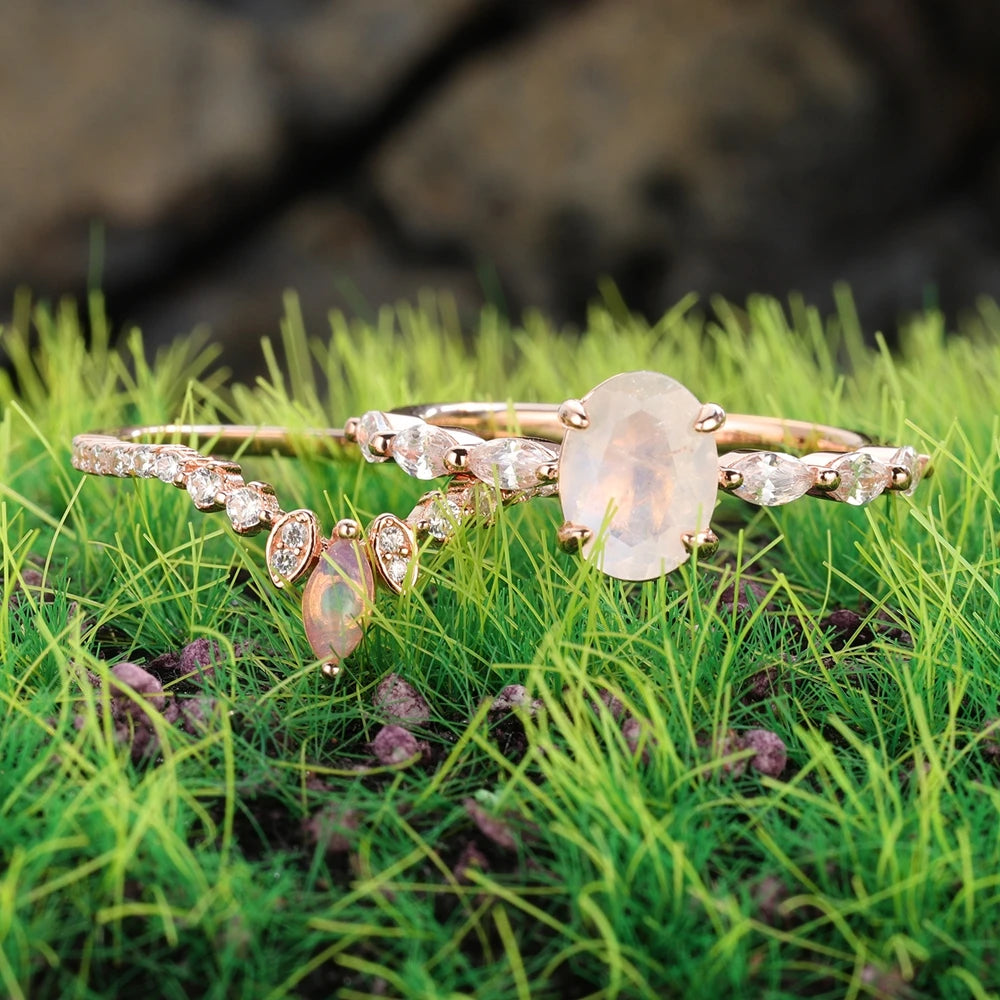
[369,513,417,593]
[281,520,309,549]
[186,466,226,508]
[270,547,299,578]
[112,446,134,478]
[392,424,462,479]
[226,486,276,534]
[266,509,321,586]
[467,438,559,490]
[727,451,814,506]
[830,452,890,506]
[155,451,183,484]
[558,371,719,580]
[133,446,157,478]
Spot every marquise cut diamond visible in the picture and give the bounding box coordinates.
[830,452,890,506]
[727,451,814,506]
[467,438,559,491]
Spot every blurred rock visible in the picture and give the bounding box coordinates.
[3,0,1000,368]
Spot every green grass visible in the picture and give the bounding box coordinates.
[2,285,1000,999]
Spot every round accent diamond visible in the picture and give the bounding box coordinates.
[426,498,463,541]
[226,486,273,534]
[379,524,406,551]
[186,466,225,508]
[112,447,134,478]
[269,547,299,578]
[558,371,719,580]
[727,451,814,506]
[155,451,183,484]
[133,446,157,478]
[281,520,309,549]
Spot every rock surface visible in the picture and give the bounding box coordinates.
[3,0,1000,372]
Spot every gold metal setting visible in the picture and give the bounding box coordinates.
[557,399,589,430]
[557,521,593,553]
[719,468,744,491]
[333,518,361,540]
[888,466,912,491]
[343,416,360,443]
[368,432,396,459]
[681,529,719,557]
[812,467,841,492]
[694,403,726,434]
[443,447,470,473]
[536,460,559,483]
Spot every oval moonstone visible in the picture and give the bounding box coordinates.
[301,538,376,667]
[558,371,719,580]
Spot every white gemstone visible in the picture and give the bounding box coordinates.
[93,444,114,475]
[379,524,406,552]
[392,424,461,479]
[281,520,308,549]
[186,466,225,508]
[226,486,271,533]
[727,451,814,506]
[155,451,183,483]
[269,547,299,578]
[467,438,559,490]
[558,371,719,580]
[386,557,408,585]
[356,411,421,463]
[133,446,157,478]
[830,452,890,506]
[427,498,463,541]
[112,446,134,477]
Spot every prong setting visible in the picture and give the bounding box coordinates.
[333,518,361,540]
[443,447,470,473]
[558,399,590,430]
[556,521,592,553]
[344,416,360,443]
[812,467,841,492]
[681,529,719,558]
[888,465,912,492]
[719,468,743,491]
[536,460,559,483]
[368,432,396,459]
[694,403,726,433]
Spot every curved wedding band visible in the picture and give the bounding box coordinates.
[72,370,927,672]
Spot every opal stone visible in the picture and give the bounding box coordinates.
[301,538,375,667]
[558,371,718,580]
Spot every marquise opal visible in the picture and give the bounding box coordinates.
[301,537,375,666]
[558,371,718,580]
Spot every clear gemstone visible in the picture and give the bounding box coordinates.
[93,445,114,475]
[426,498,463,541]
[270,547,299,578]
[281,521,308,549]
[186,466,225,508]
[467,438,559,490]
[392,424,461,479]
[386,557,408,585]
[558,371,719,580]
[301,538,375,667]
[112,446,134,477]
[727,451,814,506]
[226,486,272,533]
[379,524,406,552]
[155,451,183,484]
[831,452,890,506]
[356,411,421,463]
[133,446,157,477]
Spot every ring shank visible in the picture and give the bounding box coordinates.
[393,402,870,454]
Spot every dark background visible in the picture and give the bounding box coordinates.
[3,0,1000,377]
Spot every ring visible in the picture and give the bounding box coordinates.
[72,370,927,673]
[349,370,928,581]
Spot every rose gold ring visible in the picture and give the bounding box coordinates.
[72,371,927,674]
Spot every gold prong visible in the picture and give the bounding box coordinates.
[681,529,719,557]
[888,466,912,491]
[694,403,726,433]
[557,521,592,553]
[813,467,840,492]
[719,468,743,491]
[333,518,361,540]
[536,461,559,483]
[368,432,396,458]
[321,661,341,678]
[344,416,360,443]
[413,519,432,538]
[558,399,589,430]
[444,447,469,473]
